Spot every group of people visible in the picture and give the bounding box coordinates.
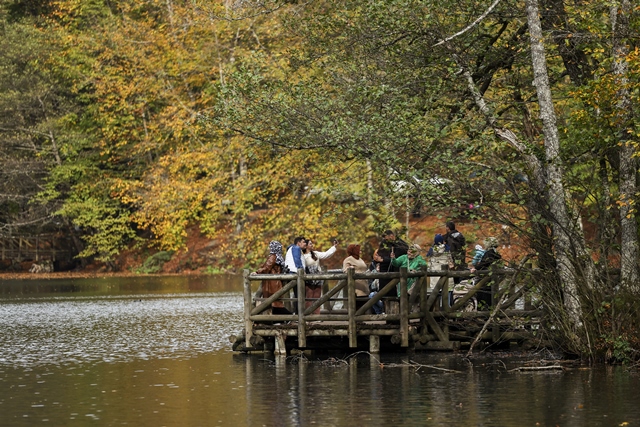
[253,220,503,315]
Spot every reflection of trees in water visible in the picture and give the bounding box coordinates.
[242,355,637,426]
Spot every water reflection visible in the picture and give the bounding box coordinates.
[1,276,640,427]
[0,273,243,298]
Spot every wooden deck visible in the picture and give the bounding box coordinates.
[231,264,542,355]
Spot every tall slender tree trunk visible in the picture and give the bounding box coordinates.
[526,0,585,332]
[610,0,639,290]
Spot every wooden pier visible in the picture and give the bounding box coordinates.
[0,234,73,263]
[231,265,542,355]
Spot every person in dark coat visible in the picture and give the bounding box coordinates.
[444,221,466,284]
[377,230,409,295]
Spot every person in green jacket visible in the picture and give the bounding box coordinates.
[390,244,428,297]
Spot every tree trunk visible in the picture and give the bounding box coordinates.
[525,0,585,333]
[610,0,639,291]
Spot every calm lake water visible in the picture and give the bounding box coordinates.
[1,274,639,427]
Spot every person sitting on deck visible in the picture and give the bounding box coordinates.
[303,238,338,314]
[252,241,289,315]
[470,237,502,309]
[390,244,428,297]
[342,244,371,310]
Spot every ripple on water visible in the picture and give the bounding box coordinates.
[0,293,244,367]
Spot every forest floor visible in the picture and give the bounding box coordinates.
[0,210,527,280]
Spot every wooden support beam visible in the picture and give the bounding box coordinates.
[251,279,298,315]
[369,335,380,354]
[347,268,357,348]
[297,268,306,348]
[399,267,409,347]
[420,266,429,342]
[449,276,491,311]
[355,278,399,316]
[275,333,287,356]
[305,279,346,315]
[425,276,446,311]
[243,270,254,348]
[424,310,448,342]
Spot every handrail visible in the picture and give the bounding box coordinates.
[243,264,536,351]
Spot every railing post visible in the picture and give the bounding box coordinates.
[420,266,428,339]
[243,269,254,348]
[441,264,450,312]
[321,266,331,312]
[524,262,533,310]
[399,266,409,347]
[347,267,357,348]
[297,268,307,348]
[492,277,501,343]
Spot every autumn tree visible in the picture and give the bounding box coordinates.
[218,0,640,357]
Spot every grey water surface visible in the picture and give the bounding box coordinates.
[1,275,639,427]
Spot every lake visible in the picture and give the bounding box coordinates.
[1,275,639,426]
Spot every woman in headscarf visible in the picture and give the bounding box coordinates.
[391,244,428,297]
[342,244,370,297]
[254,241,287,312]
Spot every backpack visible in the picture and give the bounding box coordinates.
[477,248,501,270]
[447,231,466,256]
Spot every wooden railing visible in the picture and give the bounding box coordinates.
[239,265,541,355]
[0,234,74,262]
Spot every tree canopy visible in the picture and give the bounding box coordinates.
[0,0,639,360]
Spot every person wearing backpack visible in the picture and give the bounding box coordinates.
[444,221,466,284]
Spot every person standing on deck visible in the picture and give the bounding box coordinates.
[253,241,289,314]
[342,244,371,299]
[444,221,467,284]
[285,236,307,313]
[303,238,338,314]
[377,230,409,294]
[426,233,452,290]
[285,236,307,273]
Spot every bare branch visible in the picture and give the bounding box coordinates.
[433,0,502,47]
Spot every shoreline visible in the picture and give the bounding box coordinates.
[0,270,215,280]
